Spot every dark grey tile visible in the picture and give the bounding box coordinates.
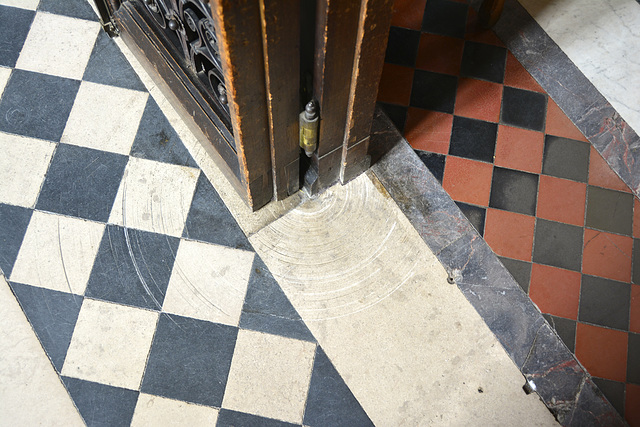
[415,150,445,183]
[216,409,298,427]
[489,166,538,216]
[500,86,546,131]
[455,201,486,236]
[541,135,590,182]
[627,332,640,385]
[449,116,497,163]
[0,70,80,142]
[499,256,531,293]
[579,275,630,331]
[634,239,640,285]
[569,377,626,426]
[182,172,252,250]
[141,313,237,407]
[304,347,374,427]
[543,314,576,353]
[130,97,197,167]
[9,282,82,371]
[385,26,420,67]
[239,256,315,342]
[422,0,468,38]
[35,144,128,223]
[592,377,625,417]
[377,103,407,133]
[62,377,139,427]
[0,204,32,277]
[410,70,458,114]
[460,41,507,84]
[85,225,179,310]
[38,0,99,21]
[0,6,34,67]
[585,186,633,236]
[532,219,583,271]
[82,30,146,92]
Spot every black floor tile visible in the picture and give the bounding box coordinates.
[460,41,507,84]
[415,150,445,183]
[0,5,35,67]
[489,167,538,216]
[0,70,80,142]
[35,144,128,223]
[62,377,139,427]
[385,26,420,67]
[579,275,630,330]
[592,377,625,417]
[585,186,633,236]
[141,313,237,407]
[499,256,531,293]
[541,136,590,182]
[449,116,497,162]
[378,103,408,132]
[500,86,546,131]
[82,31,146,92]
[216,409,298,427]
[130,97,198,168]
[543,314,576,353]
[182,172,252,250]
[629,333,640,385]
[421,0,468,38]
[410,70,458,114]
[0,204,32,277]
[634,239,640,285]
[455,201,486,236]
[533,219,583,271]
[85,225,180,310]
[240,256,315,343]
[304,347,374,427]
[9,282,82,371]
[38,0,99,21]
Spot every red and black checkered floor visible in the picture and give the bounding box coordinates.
[378,0,640,423]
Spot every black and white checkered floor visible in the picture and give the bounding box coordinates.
[0,1,373,425]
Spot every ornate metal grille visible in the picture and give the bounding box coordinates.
[139,0,232,134]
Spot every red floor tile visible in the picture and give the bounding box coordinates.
[635,198,640,239]
[583,229,633,283]
[391,0,427,30]
[454,78,502,123]
[377,63,414,106]
[536,175,587,227]
[464,7,505,47]
[494,125,544,174]
[545,98,588,142]
[442,156,493,206]
[503,52,544,93]
[415,33,464,76]
[631,284,640,334]
[575,323,628,382]
[404,108,453,154]
[589,146,631,193]
[529,263,581,319]
[627,383,640,427]
[483,208,535,261]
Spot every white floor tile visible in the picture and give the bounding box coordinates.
[0,67,11,96]
[222,330,315,424]
[10,211,104,295]
[0,132,55,208]
[15,12,100,80]
[162,239,254,326]
[0,276,84,426]
[131,394,219,426]
[109,157,199,237]
[0,0,39,10]
[61,298,158,390]
[61,81,148,155]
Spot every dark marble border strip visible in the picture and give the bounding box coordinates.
[491,0,640,197]
[369,109,624,426]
